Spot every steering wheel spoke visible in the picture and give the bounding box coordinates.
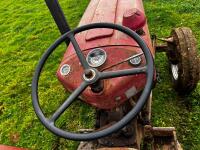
[32,23,154,141]
[68,33,89,69]
[49,82,88,123]
[100,66,147,79]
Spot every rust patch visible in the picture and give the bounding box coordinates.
[167,27,200,94]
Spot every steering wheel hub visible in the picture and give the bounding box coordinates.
[83,69,97,82]
[32,23,154,141]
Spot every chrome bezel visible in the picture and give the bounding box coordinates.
[60,64,71,76]
[83,69,96,82]
[129,56,142,66]
[86,48,107,68]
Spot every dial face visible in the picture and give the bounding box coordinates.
[86,48,107,68]
[60,64,71,76]
[129,56,142,66]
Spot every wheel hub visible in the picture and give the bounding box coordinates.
[171,64,178,80]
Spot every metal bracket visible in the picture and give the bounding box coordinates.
[151,35,173,53]
[144,125,183,150]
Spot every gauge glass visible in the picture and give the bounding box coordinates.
[86,48,107,67]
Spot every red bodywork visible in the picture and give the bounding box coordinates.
[57,0,155,110]
[0,145,28,150]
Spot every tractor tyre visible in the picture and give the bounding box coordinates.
[167,27,200,95]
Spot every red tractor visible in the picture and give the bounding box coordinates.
[30,0,199,149]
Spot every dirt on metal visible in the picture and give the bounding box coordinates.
[167,27,200,94]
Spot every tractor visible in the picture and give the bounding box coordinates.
[30,0,200,149]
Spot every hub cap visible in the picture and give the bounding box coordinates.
[171,64,179,80]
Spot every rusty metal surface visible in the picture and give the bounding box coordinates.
[77,99,145,150]
[155,45,169,52]
[94,97,149,149]
[152,127,175,137]
[144,126,177,137]
[153,132,183,150]
[64,0,154,53]
[143,125,183,150]
[57,46,148,109]
[77,141,98,150]
[96,101,138,147]
[76,94,183,150]
[86,0,118,41]
[56,0,155,109]
[152,36,173,53]
[167,27,200,93]
[44,0,187,149]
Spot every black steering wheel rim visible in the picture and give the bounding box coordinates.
[32,23,154,141]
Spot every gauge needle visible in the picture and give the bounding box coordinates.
[101,52,144,71]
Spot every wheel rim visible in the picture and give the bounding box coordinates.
[171,64,179,80]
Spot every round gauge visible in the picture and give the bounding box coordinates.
[129,56,142,66]
[86,48,107,68]
[60,64,71,76]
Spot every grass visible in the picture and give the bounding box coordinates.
[0,0,199,149]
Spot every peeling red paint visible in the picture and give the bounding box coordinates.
[57,0,155,109]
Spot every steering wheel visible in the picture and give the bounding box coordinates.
[32,23,154,141]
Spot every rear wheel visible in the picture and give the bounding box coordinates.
[167,27,200,95]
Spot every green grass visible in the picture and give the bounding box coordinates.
[0,0,199,150]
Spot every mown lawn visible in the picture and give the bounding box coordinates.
[0,0,199,150]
